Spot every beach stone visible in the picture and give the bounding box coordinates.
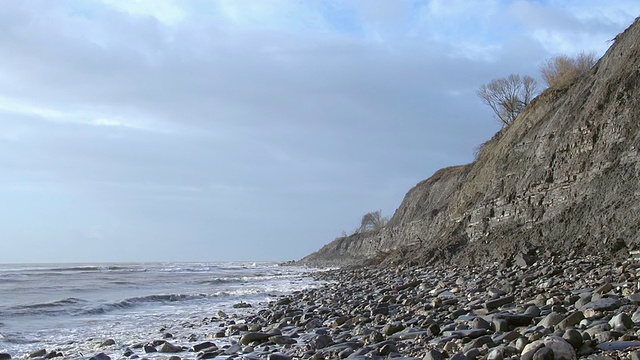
[197,350,222,359]
[464,348,481,360]
[29,350,47,359]
[240,332,272,345]
[557,311,584,330]
[159,342,182,353]
[538,312,564,328]
[595,283,613,294]
[562,329,583,349]
[630,350,640,360]
[487,348,503,360]
[493,318,509,332]
[168,357,181,360]
[627,293,640,304]
[143,345,157,353]
[531,346,554,360]
[580,298,622,312]
[43,351,62,359]
[515,253,536,268]
[378,343,398,356]
[233,302,252,308]
[190,342,217,352]
[449,354,468,360]
[443,329,488,339]
[596,341,640,351]
[268,353,291,360]
[383,322,405,336]
[463,335,494,352]
[608,312,634,330]
[269,335,297,345]
[471,317,491,330]
[522,336,576,360]
[427,323,440,336]
[495,313,534,327]
[423,349,444,360]
[0,354,10,360]
[99,339,116,347]
[88,353,110,360]
[486,296,515,311]
[310,334,333,350]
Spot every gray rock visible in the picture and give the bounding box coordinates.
[88,353,110,360]
[233,302,252,308]
[443,329,488,339]
[596,341,640,351]
[240,332,272,345]
[594,283,613,294]
[382,322,405,336]
[463,335,494,352]
[159,342,182,353]
[562,329,583,349]
[557,311,584,330]
[471,317,492,330]
[580,298,622,312]
[423,349,444,360]
[485,296,515,311]
[190,341,217,352]
[310,334,333,350]
[515,253,536,268]
[0,354,10,360]
[487,348,503,360]
[532,347,554,360]
[538,312,564,328]
[268,353,291,360]
[608,312,634,330]
[522,336,576,360]
[28,350,47,359]
[99,339,116,347]
[449,354,468,360]
[464,348,480,360]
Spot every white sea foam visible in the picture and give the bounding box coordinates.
[0,262,318,358]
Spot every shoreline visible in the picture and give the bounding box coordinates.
[4,254,640,360]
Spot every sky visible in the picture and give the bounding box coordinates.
[0,1,638,263]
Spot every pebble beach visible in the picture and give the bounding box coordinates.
[5,253,640,360]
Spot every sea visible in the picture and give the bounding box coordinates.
[0,262,320,358]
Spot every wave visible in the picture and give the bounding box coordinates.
[5,297,88,316]
[78,293,209,315]
[2,293,212,318]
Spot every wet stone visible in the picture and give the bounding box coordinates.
[596,341,640,351]
[485,296,515,311]
[88,353,110,360]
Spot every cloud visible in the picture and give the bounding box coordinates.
[0,1,638,262]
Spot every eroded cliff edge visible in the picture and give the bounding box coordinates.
[300,17,640,267]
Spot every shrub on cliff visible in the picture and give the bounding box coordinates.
[540,52,597,89]
[477,74,538,127]
[357,210,389,233]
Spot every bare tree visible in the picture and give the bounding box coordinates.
[540,51,597,88]
[357,210,389,233]
[477,74,538,127]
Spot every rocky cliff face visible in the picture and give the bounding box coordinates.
[300,17,640,267]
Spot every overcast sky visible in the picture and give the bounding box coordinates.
[0,1,637,263]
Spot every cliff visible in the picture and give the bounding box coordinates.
[300,17,640,267]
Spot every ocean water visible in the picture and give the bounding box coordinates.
[0,262,318,358]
